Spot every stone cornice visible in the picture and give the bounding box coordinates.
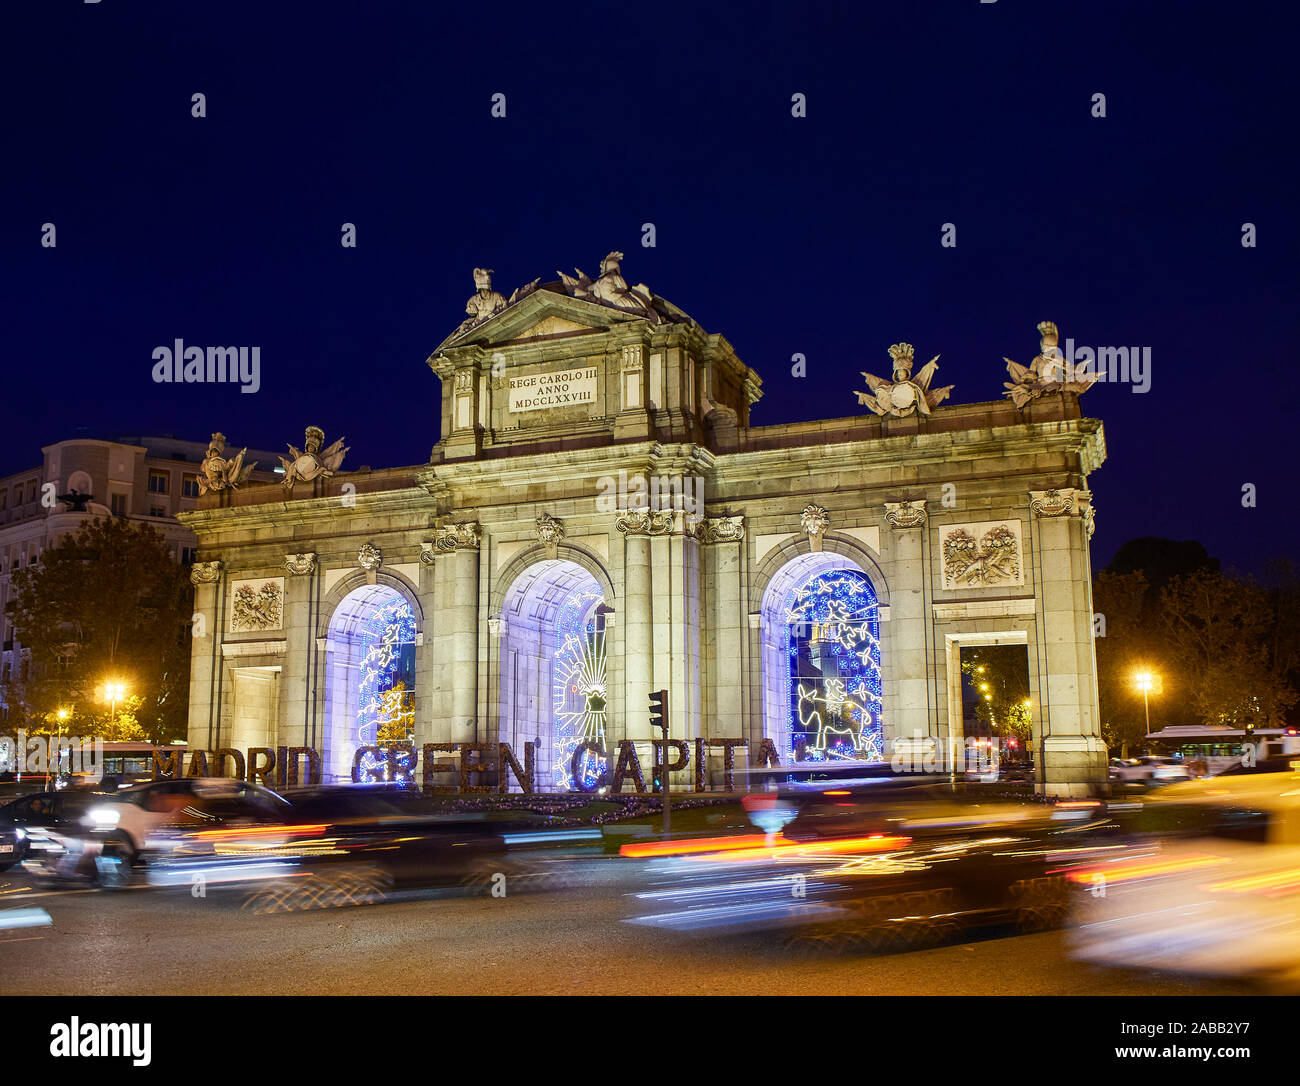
[176,485,432,535]
[416,442,718,499]
[714,418,1105,487]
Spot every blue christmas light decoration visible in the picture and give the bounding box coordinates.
[785,569,883,762]
[552,587,607,790]
[356,596,417,781]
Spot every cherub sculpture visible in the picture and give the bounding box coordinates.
[855,343,954,417]
[279,426,348,488]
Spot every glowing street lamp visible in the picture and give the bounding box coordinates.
[1134,671,1157,734]
[99,680,127,730]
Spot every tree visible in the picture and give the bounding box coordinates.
[1092,569,1159,757]
[1159,568,1297,729]
[1107,538,1218,594]
[4,516,193,742]
[960,646,1031,749]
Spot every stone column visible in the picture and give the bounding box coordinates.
[415,543,439,748]
[883,502,931,760]
[187,561,223,749]
[1028,489,1106,796]
[279,553,317,750]
[432,523,481,747]
[699,516,746,739]
[616,513,655,749]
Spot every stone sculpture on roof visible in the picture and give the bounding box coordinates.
[855,343,954,417]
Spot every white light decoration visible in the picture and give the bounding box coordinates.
[786,569,883,762]
[551,588,608,790]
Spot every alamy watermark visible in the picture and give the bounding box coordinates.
[0,732,104,777]
[891,732,1002,780]
[151,340,260,394]
[1043,340,1152,393]
[595,470,704,519]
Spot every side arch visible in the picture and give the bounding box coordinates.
[316,567,425,639]
[749,532,890,614]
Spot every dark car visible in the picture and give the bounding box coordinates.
[272,784,507,886]
[151,783,508,910]
[0,789,101,869]
[629,782,1116,949]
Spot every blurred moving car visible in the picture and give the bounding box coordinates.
[0,823,23,871]
[1109,756,1189,785]
[0,789,102,870]
[17,778,290,888]
[147,783,510,911]
[85,777,291,859]
[1069,770,1300,990]
[626,782,1118,948]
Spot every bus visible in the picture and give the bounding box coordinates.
[1146,726,1299,777]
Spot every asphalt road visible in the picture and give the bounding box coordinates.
[0,856,1262,997]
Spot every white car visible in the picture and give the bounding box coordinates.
[1069,771,1300,990]
[83,777,289,858]
[1108,756,1189,785]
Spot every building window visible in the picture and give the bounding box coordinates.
[182,473,200,498]
[0,491,6,510]
[148,470,169,495]
[111,493,127,516]
[180,546,198,564]
[26,482,37,503]
[150,505,167,518]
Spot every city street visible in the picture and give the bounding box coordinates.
[0,862,1255,997]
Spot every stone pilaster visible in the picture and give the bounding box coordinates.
[431,526,481,745]
[187,561,222,749]
[279,552,317,750]
[882,502,930,753]
[1028,489,1106,795]
[415,542,439,751]
[616,513,655,749]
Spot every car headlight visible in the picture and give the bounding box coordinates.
[88,806,121,826]
[14,827,25,841]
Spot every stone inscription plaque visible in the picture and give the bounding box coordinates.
[508,366,598,413]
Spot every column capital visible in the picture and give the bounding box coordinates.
[435,522,482,552]
[1029,488,1092,524]
[190,560,222,585]
[693,514,745,544]
[284,552,317,576]
[883,500,927,529]
[615,509,675,536]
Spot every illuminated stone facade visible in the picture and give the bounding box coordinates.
[180,264,1108,795]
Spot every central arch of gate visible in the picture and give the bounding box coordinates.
[492,545,616,791]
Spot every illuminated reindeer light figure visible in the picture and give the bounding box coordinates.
[786,569,884,761]
[796,678,873,754]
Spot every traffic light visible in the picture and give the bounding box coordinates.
[648,689,668,733]
[649,689,669,793]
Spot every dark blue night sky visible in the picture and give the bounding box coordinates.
[4,1,1296,574]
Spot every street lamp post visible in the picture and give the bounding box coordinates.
[1134,673,1157,757]
[100,680,126,735]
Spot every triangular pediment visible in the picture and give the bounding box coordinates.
[434,285,651,355]
[514,314,593,340]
